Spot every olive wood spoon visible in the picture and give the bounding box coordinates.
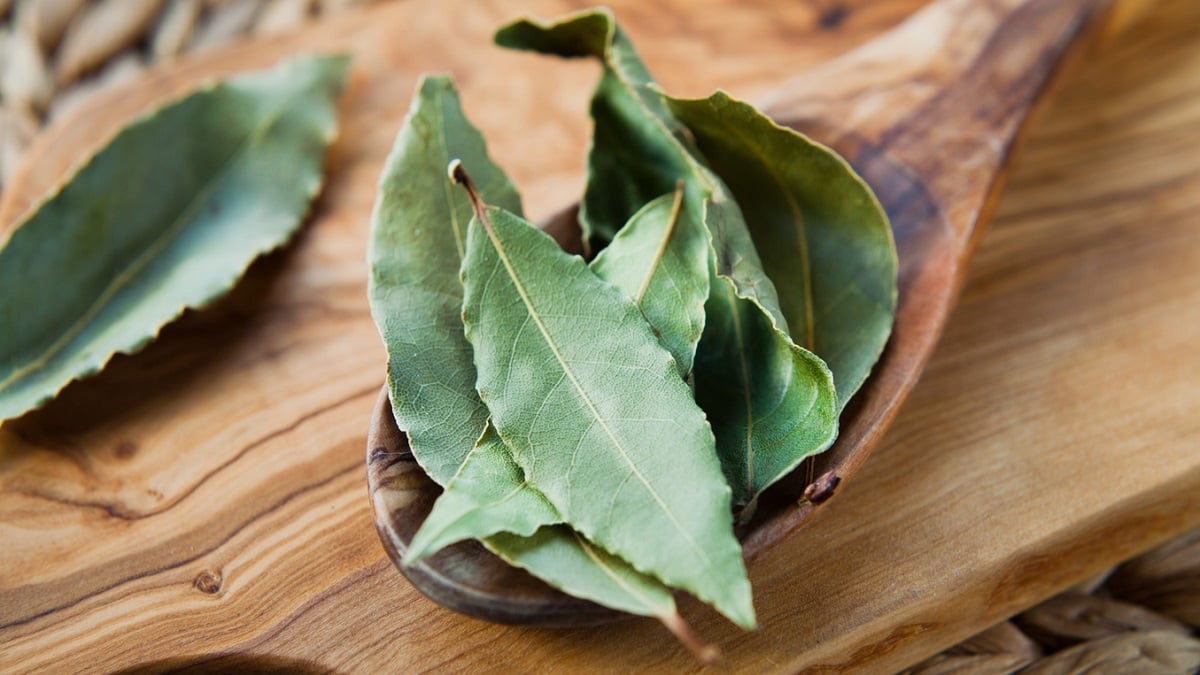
[367,0,1120,626]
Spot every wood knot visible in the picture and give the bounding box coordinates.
[818,4,848,31]
[194,569,223,595]
[115,441,138,460]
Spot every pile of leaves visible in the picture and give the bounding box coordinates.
[367,8,896,652]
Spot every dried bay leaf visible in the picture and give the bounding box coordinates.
[487,526,675,619]
[367,75,521,484]
[495,9,686,251]
[404,424,562,563]
[589,185,709,376]
[370,78,696,639]
[669,93,896,406]
[0,54,349,422]
[696,271,839,511]
[498,9,839,510]
[409,430,697,647]
[585,187,836,507]
[496,10,787,330]
[405,428,688,647]
[454,167,754,629]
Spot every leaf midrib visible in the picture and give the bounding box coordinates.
[633,187,684,305]
[0,91,302,395]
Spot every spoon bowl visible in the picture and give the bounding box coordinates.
[367,0,1120,624]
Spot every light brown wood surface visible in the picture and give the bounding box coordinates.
[1,0,1198,672]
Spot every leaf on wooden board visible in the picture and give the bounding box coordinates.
[371,80,693,636]
[669,92,897,407]
[454,166,754,629]
[367,74,522,484]
[497,9,840,509]
[589,185,709,377]
[404,424,562,565]
[0,54,349,423]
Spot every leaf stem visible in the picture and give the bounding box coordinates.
[659,609,723,666]
[449,158,489,225]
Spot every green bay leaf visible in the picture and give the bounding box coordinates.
[496,8,694,251]
[497,10,839,511]
[370,77,685,627]
[589,186,709,377]
[487,526,675,618]
[0,54,349,422]
[696,265,839,512]
[669,92,897,408]
[405,424,561,564]
[458,195,754,629]
[409,422,686,628]
[368,74,521,484]
[495,8,788,329]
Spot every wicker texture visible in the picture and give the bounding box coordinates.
[0,0,380,187]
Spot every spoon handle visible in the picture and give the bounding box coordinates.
[742,0,1124,556]
[763,0,1115,250]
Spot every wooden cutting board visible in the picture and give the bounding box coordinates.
[2,0,1198,672]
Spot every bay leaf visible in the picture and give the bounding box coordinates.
[407,434,698,652]
[0,54,349,422]
[669,92,897,407]
[487,525,675,619]
[404,424,561,564]
[496,7,789,330]
[589,184,709,377]
[367,74,521,484]
[497,9,838,509]
[454,165,754,629]
[408,426,701,650]
[488,526,720,663]
[495,8,689,250]
[695,266,839,512]
[371,77,693,636]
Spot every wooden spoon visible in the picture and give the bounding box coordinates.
[367,0,1123,625]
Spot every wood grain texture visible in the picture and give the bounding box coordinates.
[2,0,1199,672]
